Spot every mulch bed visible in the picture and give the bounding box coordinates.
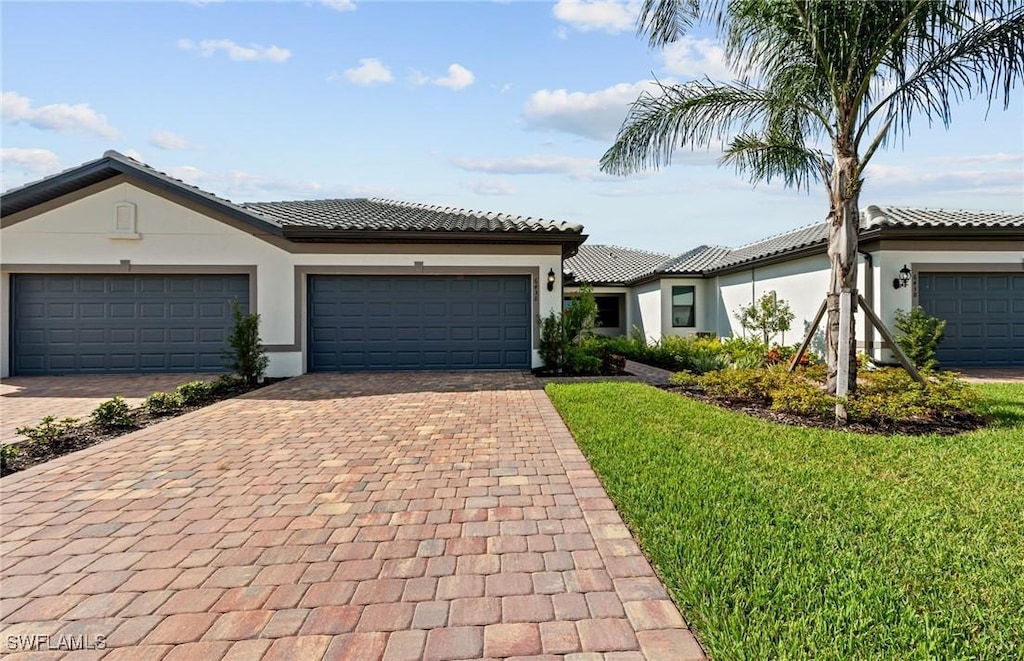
[1,378,286,477]
[664,386,986,436]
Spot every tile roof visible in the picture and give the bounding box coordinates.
[709,205,1024,271]
[2,151,584,240]
[651,245,733,275]
[862,205,1024,229]
[243,198,583,235]
[564,245,670,284]
[708,222,827,270]
[566,205,1023,283]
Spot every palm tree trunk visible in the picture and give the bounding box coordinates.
[825,149,860,398]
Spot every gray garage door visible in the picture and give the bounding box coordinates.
[918,272,1024,367]
[11,274,249,376]
[308,275,531,371]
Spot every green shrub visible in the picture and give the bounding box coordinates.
[849,368,979,423]
[1,444,19,472]
[144,391,184,416]
[540,285,598,374]
[692,363,976,425]
[894,306,946,370]
[669,370,700,388]
[720,336,768,368]
[90,396,134,429]
[209,373,244,396]
[770,379,835,417]
[566,346,603,375]
[698,368,776,403]
[175,380,213,406]
[691,349,731,373]
[225,299,270,386]
[16,416,79,447]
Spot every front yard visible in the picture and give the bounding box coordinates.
[547,381,1024,659]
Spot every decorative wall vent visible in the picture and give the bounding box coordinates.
[110,202,140,239]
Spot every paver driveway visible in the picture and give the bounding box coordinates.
[1,374,214,445]
[0,372,704,660]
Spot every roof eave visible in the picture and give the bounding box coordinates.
[1,154,285,237]
[282,226,587,247]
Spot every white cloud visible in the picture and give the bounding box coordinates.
[864,162,1023,197]
[177,38,291,63]
[553,0,640,34]
[462,180,518,196]
[661,36,734,80]
[122,149,146,162]
[554,26,569,40]
[452,154,595,176]
[927,153,1023,166]
[338,58,394,85]
[321,0,356,11]
[148,129,198,151]
[161,164,404,202]
[434,64,475,91]
[1,147,60,175]
[411,64,476,91]
[1,91,118,139]
[451,153,644,182]
[523,80,661,141]
[164,165,325,200]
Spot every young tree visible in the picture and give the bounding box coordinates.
[601,0,1023,397]
[225,300,269,386]
[737,292,796,345]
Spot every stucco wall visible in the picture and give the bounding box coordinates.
[1,182,566,377]
[875,246,1024,363]
[632,281,661,342]
[716,254,869,351]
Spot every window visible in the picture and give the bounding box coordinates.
[594,296,620,328]
[672,286,695,327]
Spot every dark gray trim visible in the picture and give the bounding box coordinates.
[282,228,587,255]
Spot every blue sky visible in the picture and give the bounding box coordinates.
[3,0,1022,253]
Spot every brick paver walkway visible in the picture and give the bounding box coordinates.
[0,372,704,660]
[1,374,215,445]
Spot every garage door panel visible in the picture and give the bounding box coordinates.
[308,275,531,371]
[919,272,1023,367]
[110,328,136,344]
[12,274,247,375]
[80,303,105,318]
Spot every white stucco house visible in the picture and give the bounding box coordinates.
[0,151,586,377]
[565,207,1024,368]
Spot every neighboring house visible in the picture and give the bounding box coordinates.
[565,207,1024,367]
[0,151,585,377]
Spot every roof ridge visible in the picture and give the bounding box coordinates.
[578,244,672,258]
[730,220,826,249]
[243,197,364,206]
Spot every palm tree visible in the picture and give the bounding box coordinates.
[601,0,1024,398]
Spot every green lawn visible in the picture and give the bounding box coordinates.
[546,381,1024,660]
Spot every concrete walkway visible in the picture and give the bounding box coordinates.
[1,374,215,445]
[0,372,703,660]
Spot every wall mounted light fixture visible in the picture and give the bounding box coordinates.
[892,264,911,290]
[547,268,556,292]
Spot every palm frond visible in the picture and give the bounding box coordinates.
[720,134,829,191]
[599,80,778,176]
[636,0,710,48]
[870,4,1024,140]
